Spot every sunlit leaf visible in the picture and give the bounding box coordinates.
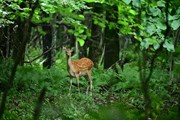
[122,0,131,5]
[169,15,179,21]
[78,29,84,34]
[132,0,140,8]
[149,7,161,16]
[129,9,138,15]
[77,38,85,46]
[118,20,128,26]
[141,41,148,49]
[134,35,142,42]
[155,22,166,30]
[146,24,156,35]
[153,43,160,50]
[85,0,96,3]
[78,15,85,20]
[10,3,21,10]
[74,31,79,36]
[67,29,74,34]
[163,40,175,52]
[171,19,180,30]
[157,1,165,7]
[98,22,106,28]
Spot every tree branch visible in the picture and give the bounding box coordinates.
[24,44,61,64]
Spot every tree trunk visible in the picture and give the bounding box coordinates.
[42,23,53,69]
[104,6,119,70]
[104,30,119,70]
[51,16,57,64]
[138,50,152,119]
[12,21,31,66]
[0,27,10,58]
[12,1,32,65]
[87,3,103,67]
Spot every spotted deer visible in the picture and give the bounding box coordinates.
[63,47,94,96]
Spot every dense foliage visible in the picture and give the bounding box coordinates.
[0,0,180,119]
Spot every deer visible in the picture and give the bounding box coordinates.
[63,47,94,96]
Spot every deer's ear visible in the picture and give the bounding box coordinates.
[63,46,66,51]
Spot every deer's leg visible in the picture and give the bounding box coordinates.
[86,80,89,95]
[68,76,72,95]
[75,74,80,93]
[87,70,92,96]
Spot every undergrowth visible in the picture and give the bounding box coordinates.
[0,52,179,120]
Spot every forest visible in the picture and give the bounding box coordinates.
[0,0,180,119]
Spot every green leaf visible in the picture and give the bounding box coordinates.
[140,38,158,49]
[148,38,157,44]
[38,29,46,35]
[108,22,116,29]
[134,35,142,42]
[86,30,91,37]
[78,15,85,20]
[132,0,140,8]
[74,31,79,36]
[81,35,87,40]
[163,40,175,52]
[77,38,85,46]
[155,22,166,30]
[118,20,128,26]
[149,7,161,16]
[171,19,180,30]
[157,1,165,7]
[129,9,138,15]
[140,41,149,49]
[85,0,96,3]
[11,3,21,10]
[122,0,131,5]
[98,22,106,28]
[67,29,74,34]
[78,28,84,34]
[94,20,98,24]
[169,15,179,21]
[153,43,160,50]
[146,24,156,35]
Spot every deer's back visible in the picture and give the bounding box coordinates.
[71,57,94,71]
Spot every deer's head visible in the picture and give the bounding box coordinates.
[63,47,75,57]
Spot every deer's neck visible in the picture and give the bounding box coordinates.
[67,55,75,76]
[66,55,72,70]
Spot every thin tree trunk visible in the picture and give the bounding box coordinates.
[33,87,46,120]
[138,50,152,119]
[52,15,57,64]
[136,0,152,119]
[0,27,8,58]
[169,52,174,84]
